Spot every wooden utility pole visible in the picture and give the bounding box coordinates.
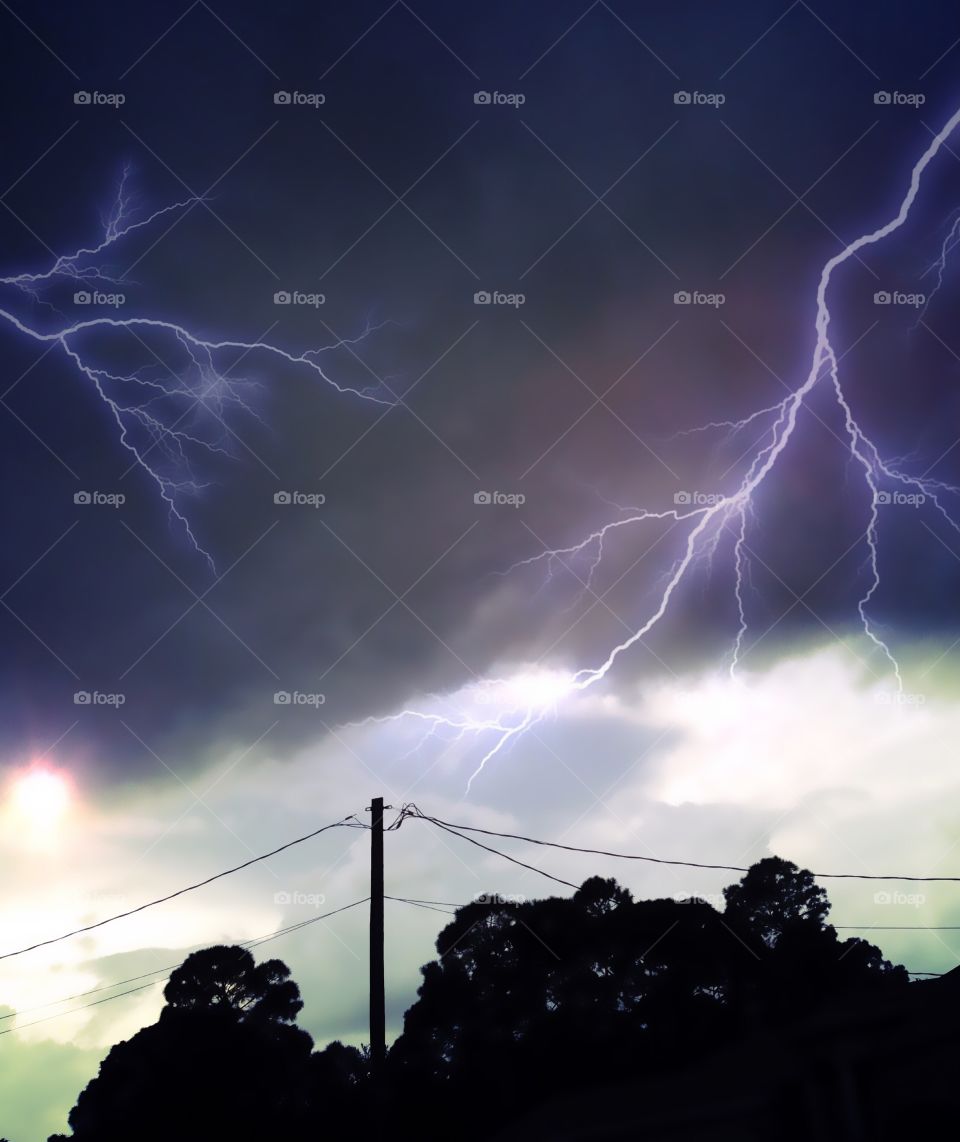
[369,796,386,1074]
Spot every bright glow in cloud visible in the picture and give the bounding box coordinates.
[476,668,579,714]
[5,643,960,1135]
[5,765,73,848]
[636,648,936,808]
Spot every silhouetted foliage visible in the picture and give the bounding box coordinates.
[64,947,317,1142]
[720,858,907,1029]
[52,860,916,1142]
[389,860,907,1138]
[723,856,829,947]
[163,945,304,1023]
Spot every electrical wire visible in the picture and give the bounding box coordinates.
[0,815,359,961]
[0,897,369,1035]
[416,813,577,890]
[388,894,960,935]
[388,896,461,908]
[402,808,960,883]
[0,981,164,1036]
[8,798,959,1032]
[386,896,457,915]
[835,925,960,931]
[384,900,960,934]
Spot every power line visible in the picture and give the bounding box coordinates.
[0,897,369,1035]
[0,816,360,962]
[388,895,461,909]
[0,897,370,1022]
[2,966,173,1021]
[835,925,960,931]
[403,808,960,883]
[386,896,457,915]
[415,813,577,890]
[11,800,958,968]
[244,897,369,949]
[384,895,954,984]
[0,981,163,1036]
[7,796,960,1030]
[387,899,960,934]
[388,893,960,935]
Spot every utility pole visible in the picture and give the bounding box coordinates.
[369,796,386,1076]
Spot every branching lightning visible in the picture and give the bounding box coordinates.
[0,167,391,571]
[374,106,960,792]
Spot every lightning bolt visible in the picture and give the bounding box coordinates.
[1,167,392,571]
[372,105,960,792]
[916,205,960,322]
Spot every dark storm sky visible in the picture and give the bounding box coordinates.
[2,0,960,787]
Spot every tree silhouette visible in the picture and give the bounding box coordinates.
[719,858,907,1028]
[64,947,316,1142]
[51,860,914,1142]
[391,861,907,1139]
[723,856,830,948]
[389,876,736,1137]
[163,945,303,1024]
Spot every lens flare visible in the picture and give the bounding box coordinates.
[8,765,72,840]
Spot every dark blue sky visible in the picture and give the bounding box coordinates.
[2,0,960,789]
